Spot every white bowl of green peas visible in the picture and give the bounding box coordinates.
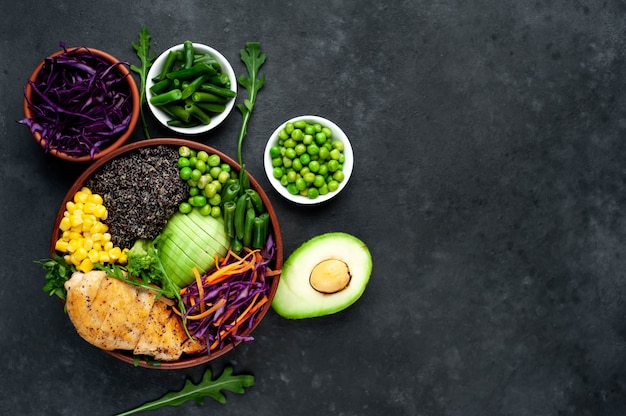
[146,42,237,135]
[264,115,354,205]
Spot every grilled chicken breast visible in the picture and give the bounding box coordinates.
[64,270,204,361]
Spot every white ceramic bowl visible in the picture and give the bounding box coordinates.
[264,115,353,205]
[146,43,237,135]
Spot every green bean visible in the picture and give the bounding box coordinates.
[191,91,228,103]
[223,200,237,238]
[194,101,227,114]
[183,40,194,69]
[181,73,210,100]
[160,103,191,123]
[167,119,200,128]
[157,50,179,81]
[165,63,216,80]
[252,213,269,249]
[231,236,243,254]
[198,83,237,98]
[245,189,265,213]
[150,78,172,95]
[193,53,219,67]
[184,102,212,125]
[243,207,255,248]
[221,182,241,203]
[234,194,249,240]
[150,89,183,106]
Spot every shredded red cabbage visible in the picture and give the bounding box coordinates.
[182,234,276,354]
[19,42,133,158]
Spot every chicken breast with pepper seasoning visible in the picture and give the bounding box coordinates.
[64,270,204,361]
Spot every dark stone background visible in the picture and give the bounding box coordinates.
[2,1,626,415]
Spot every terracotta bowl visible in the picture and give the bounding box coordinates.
[23,47,140,162]
[50,138,282,369]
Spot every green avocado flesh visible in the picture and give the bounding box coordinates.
[271,232,372,319]
[158,210,230,287]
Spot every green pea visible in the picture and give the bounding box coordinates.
[285,122,294,135]
[188,156,198,168]
[303,172,315,183]
[328,180,340,192]
[220,163,231,173]
[293,120,307,129]
[285,148,297,159]
[318,164,328,176]
[313,175,325,188]
[209,166,222,179]
[280,175,289,186]
[282,157,293,169]
[208,154,221,167]
[287,183,299,195]
[211,205,221,218]
[273,167,284,179]
[330,149,341,160]
[191,169,202,182]
[179,146,192,157]
[299,153,311,166]
[295,143,307,156]
[307,144,320,156]
[333,171,345,182]
[278,129,289,140]
[189,186,200,197]
[309,160,320,173]
[195,159,206,173]
[197,150,209,162]
[191,195,207,207]
[302,134,313,145]
[305,124,316,135]
[307,188,319,199]
[269,145,281,158]
[315,132,327,145]
[199,204,212,216]
[332,140,343,150]
[314,123,323,132]
[218,170,231,183]
[208,194,221,206]
[179,202,192,213]
[284,138,296,148]
[287,170,297,183]
[295,177,307,190]
[291,129,303,141]
[319,184,329,195]
[339,154,345,164]
[328,159,340,172]
[272,157,283,167]
[178,157,191,168]
[180,166,192,180]
[203,182,217,198]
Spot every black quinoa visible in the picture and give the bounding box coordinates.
[85,145,189,249]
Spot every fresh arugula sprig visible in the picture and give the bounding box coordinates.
[236,42,267,173]
[130,26,155,139]
[115,366,254,415]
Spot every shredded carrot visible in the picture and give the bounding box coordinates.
[192,267,205,313]
[210,296,269,350]
[186,298,227,321]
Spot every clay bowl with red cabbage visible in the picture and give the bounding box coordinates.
[49,138,282,369]
[22,45,140,162]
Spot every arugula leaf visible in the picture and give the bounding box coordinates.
[130,26,155,139]
[236,42,267,168]
[37,254,76,301]
[115,366,254,415]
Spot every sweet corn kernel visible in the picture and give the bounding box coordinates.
[68,231,82,241]
[90,232,103,242]
[103,241,113,251]
[83,237,94,251]
[59,217,71,232]
[102,233,112,243]
[70,215,83,227]
[93,205,107,220]
[74,191,89,204]
[55,240,69,252]
[83,202,97,214]
[74,247,88,261]
[67,239,80,253]
[88,194,103,205]
[109,247,122,260]
[80,186,92,195]
[99,252,110,263]
[77,258,93,273]
[88,249,100,263]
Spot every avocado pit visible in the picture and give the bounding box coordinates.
[309,259,351,294]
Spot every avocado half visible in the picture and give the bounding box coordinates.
[272,232,372,319]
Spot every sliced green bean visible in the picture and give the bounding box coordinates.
[184,102,212,125]
[194,101,227,114]
[234,194,249,240]
[181,73,210,100]
[157,50,179,81]
[183,40,194,69]
[223,200,237,238]
[198,83,237,98]
[150,78,172,95]
[191,91,228,103]
[150,89,183,106]
[160,103,191,123]
[243,207,255,248]
[165,63,216,80]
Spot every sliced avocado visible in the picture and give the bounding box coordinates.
[271,232,372,319]
[185,208,231,249]
[168,211,229,255]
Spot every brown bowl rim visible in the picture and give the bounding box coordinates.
[23,47,140,163]
[50,138,283,369]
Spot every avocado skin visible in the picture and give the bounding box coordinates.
[271,232,372,319]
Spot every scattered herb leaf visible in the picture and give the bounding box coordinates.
[115,366,254,415]
[236,42,266,168]
[130,26,155,139]
[37,254,76,301]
